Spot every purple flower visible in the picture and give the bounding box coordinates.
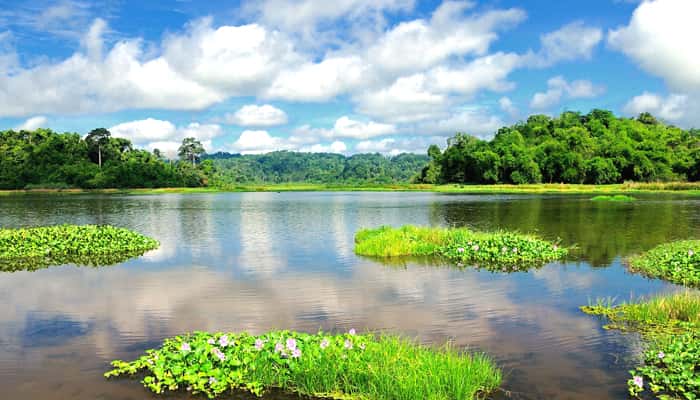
[207,338,215,345]
[457,247,465,253]
[658,351,665,359]
[344,339,353,350]
[291,348,302,358]
[349,328,356,335]
[275,342,284,353]
[286,338,297,351]
[181,342,191,352]
[254,339,265,350]
[472,244,480,251]
[632,376,643,389]
[209,377,217,385]
[512,247,518,253]
[212,347,226,362]
[218,335,229,347]
[320,338,330,349]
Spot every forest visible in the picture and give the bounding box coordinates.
[2,110,699,190]
[417,110,700,184]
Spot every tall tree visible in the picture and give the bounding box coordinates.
[178,137,205,167]
[85,128,111,168]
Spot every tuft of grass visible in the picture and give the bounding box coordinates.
[590,195,637,202]
[0,225,159,272]
[354,225,567,271]
[105,330,501,400]
[628,240,700,287]
[582,293,700,399]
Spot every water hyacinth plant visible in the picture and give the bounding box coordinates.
[354,225,567,271]
[590,195,637,202]
[105,330,501,400]
[628,240,700,287]
[0,225,159,271]
[582,293,700,399]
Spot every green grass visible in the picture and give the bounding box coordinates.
[628,240,700,287]
[354,225,567,271]
[105,330,501,400]
[0,225,159,271]
[582,293,700,399]
[591,195,637,202]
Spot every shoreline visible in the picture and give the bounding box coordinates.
[1,183,700,196]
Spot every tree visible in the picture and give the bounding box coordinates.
[85,128,111,168]
[153,148,163,160]
[178,137,205,167]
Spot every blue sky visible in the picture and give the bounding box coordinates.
[0,0,697,156]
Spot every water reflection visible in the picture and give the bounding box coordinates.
[0,192,697,400]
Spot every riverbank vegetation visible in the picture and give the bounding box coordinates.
[582,293,700,399]
[355,225,567,270]
[628,240,700,287]
[0,225,159,271]
[105,330,501,400]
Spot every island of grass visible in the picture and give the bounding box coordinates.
[105,330,501,400]
[628,240,700,287]
[581,293,700,399]
[0,225,159,271]
[591,194,636,202]
[354,225,567,271]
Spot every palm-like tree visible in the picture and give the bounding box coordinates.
[178,137,205,167]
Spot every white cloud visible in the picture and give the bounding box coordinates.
[109,118,223,158]
[530,76,605,109]
[332,116,397,139]
[226,104,288,127]
[15,116,48,131]
[228,129,347,154]
[300,141,347,153]
[355,136,445,155]
[413,109,504,138]
[499,97,518,116]
[622,92,688,121]
[534,21,603,66]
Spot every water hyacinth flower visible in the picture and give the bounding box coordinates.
[254,338,265,350]
[291,348,302,358]
[359,343,366,350]
[502,246,508,253]
[181,342,191,352]
[632,376,643,389]
[209,377,217,385]
[457,247,465,253]
[320,338,330,349]
[344,339,353,349]
[286,338,297,351]
[472,244,479,251]
[658,351,665,359]
[689,249,695,257]
[275,342,284,353]
[349,328,356,335]
[212,347,226,362]
[218,334,229,347]
[512,247,518,253]
[207,338,215,345]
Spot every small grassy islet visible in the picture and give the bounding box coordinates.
[591,195,637,202]
[628,240,700,287]
[105,330,501,400]
[582,293,700,399]
[0,224,159,271]
[354,225,567,271]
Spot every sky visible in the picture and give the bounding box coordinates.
[0,0,698,157]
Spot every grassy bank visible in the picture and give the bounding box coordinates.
[0,225,159,271]
[355,225,567,270]
[105,330,501,400]
[2,182,700,196]
[582,293,700,399]
[628,240,700,287]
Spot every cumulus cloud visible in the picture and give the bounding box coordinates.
[225,104,288,127]
[109,118,224,158]
[228,129,347,154]
[622,92,688,121]
[412,109,504,138]
[289,116,398,142]
[530,76,605,109]
[499,97,518,117]
[532,21,603,66]
[15,115,48,131]
[354,136,446,155]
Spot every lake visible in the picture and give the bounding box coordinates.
[1,192,699,399]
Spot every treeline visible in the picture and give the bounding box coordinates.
[204,152,429,185]
[0,129,206,189]
[417,111,700,184]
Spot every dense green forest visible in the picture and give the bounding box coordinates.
[417,110,700,184]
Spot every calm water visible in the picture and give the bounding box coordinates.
[1,192,699,400]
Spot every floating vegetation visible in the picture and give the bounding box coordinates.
[628,240,700,287]
[105,330,501,400]
[590,195,637,202]
[0,225,159,272]
[354,225,567,271]
[582,293,700,399]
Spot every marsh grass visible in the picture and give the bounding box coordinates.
[105,330,501,400]
[0,225,159,271]
[582,293,700,398]
[354,225,567,271]
[590,195,636,202]
[628,240,700,287]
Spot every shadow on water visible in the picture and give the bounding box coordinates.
[0,192,698,399]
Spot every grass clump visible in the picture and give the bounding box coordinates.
[0,225,159,271]
[628,240,700,287]
[354,225,567,271]
[105,330,501,400]
[591,194,636,202]
[582,293,700,399]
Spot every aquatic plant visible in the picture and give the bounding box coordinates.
[354,225,567,271]
[0,225,159,271]
[590,195,636,202]
[582,293,700,399]
[628,240,700,287]
[105,330,501,400]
